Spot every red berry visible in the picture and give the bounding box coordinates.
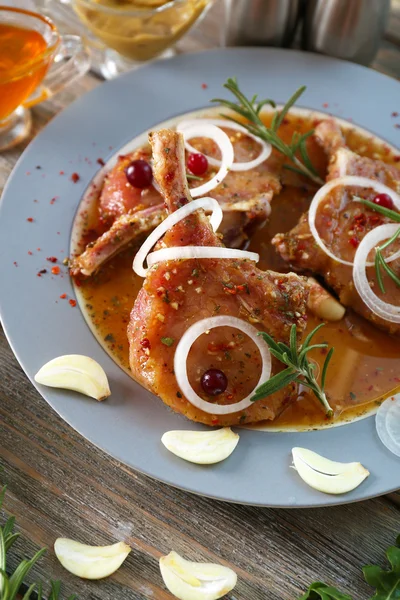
[187,153,208,176]
[125,160,153,188]
[373,193,394,210]
[201,369,228,396]
[349,237,360,248]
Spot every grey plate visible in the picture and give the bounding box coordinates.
[1,48,399,507]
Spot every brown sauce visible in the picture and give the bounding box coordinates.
[73,110,400,430]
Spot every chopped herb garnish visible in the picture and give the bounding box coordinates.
[192,268,199,277]
[164,148,170,154]
[104,333,115,343]
[161,337,175,347]
[349,391,357,401]
[212,78,324,185]
[252,324,334,417]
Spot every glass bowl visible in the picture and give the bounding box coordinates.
[72,0,212,76]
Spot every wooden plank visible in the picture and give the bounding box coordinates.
[1,328,400,599]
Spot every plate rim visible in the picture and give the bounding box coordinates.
[1,47,400,508]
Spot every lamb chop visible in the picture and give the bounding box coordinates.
[273,119,400,335]
[70,124,281,277]
[127,129,309,426]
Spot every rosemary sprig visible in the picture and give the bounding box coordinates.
[0,485,76,600]
[251,324,334,417]
[353,197,400,293]
[374,227,400,293]
[354,197,400,222]
[212,77,324,185]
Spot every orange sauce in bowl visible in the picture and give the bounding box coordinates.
[0,23,49,120]
[72,110,400,430]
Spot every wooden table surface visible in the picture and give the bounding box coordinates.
[1,2,400,599]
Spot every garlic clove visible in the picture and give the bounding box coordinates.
[159,551,237,600]
[35,355,111,401]
[292,447,369,495]
[161,428,239,464]
[54,538,130,580]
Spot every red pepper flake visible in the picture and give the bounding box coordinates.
[37,247,41,251]
[36,165,41,170]
[60,293,67,299]
[59,170,65,175]
[33,199,38,203]
[46,256,58,263]
[392,112,399,117]
[201,83,208,89]
[211,417,219,425]
[349,237,359,248]
[368,384,374,391]
[50,196,58,205]
[28,251,33,255]
[71,172,80,183]
[26,171,31,175]
[51,266,60,275]
[26,217,34,222]
[394,156,400,162]
[140,338,151,349]
[226,394,233,401]
[13,261,18,267]
[322,103,329,108]
[69,299,77,307]
[97,158,105,166]
[395,124,400,129]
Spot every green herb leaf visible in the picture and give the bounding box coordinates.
[299,582,353,600]
[0,485,77,599]
[186,173,203,181]
[250,367,298,402]
[161,337,175,347]
[212,78,324,185]
[362,534,400,600]
[254,324,333,417]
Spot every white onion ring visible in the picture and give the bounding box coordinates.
[353,223,400,323]
[133,197,222,277]
[308,176,400,267]
[177,124,234,197]
[177,118,272,172]
[174,316,271,415]
[376,394,400,458]
[147,247,259,269]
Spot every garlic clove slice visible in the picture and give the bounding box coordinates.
[161,428,239,464]
[292,447,369,495]
[54,538,130,580]
[35,355,111,401]
[159,551,237,600]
